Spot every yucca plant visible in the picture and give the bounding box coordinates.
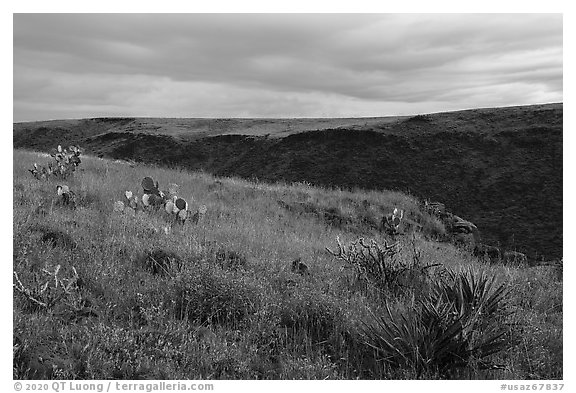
[361,269,513,377]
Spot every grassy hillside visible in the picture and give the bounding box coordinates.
[13,150,562,380]
[12,104,563,261]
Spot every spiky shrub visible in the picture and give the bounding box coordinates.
[361,269,513,378]
[29,145,82,180]
[326,236,438,293]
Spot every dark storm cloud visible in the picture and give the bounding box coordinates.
[13,13,563,121]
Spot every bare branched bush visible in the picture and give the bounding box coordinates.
[13,266,81,311]
[326,236,439,293]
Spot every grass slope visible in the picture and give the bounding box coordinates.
[13,150,562,380]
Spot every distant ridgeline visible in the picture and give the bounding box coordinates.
[13,104,563,260]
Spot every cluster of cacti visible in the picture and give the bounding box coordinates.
[29,145,82,180]
[113,176,207,226]
[382,207,404,235]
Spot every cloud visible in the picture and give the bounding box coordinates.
[13,13,563,121]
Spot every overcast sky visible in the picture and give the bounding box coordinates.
[13,13,563,122]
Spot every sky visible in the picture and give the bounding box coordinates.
[13,13,563,122]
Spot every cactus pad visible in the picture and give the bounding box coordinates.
[177,209,188,221]
[175,197,187,211]
[142,177,156,192]
[125,191,133,200]
[148,194,164,206]
[57,185,70,196]
[142,194,150,207]
[165,201,175,214]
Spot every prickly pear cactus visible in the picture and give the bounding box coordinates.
[130,196,139,210]
[114,190,140,214]
[29,145,82,180]
[177,209,188,222]
[382,207,404,235]
[174,197,187,211]
[142,177,156,193]
[148,194,164,207]
[165,200,175,214]
[141,176,165,200]
[56,185,76,207]
[121,190,140,212]
[392,208,404,228]
[142,193,150,207]
[118,177,206,229]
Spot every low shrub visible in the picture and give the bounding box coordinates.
[214,247,248,270]
[40,230,77,250]
[136,248,182,276]
[278,285,343,344]
[170,268,260,327]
